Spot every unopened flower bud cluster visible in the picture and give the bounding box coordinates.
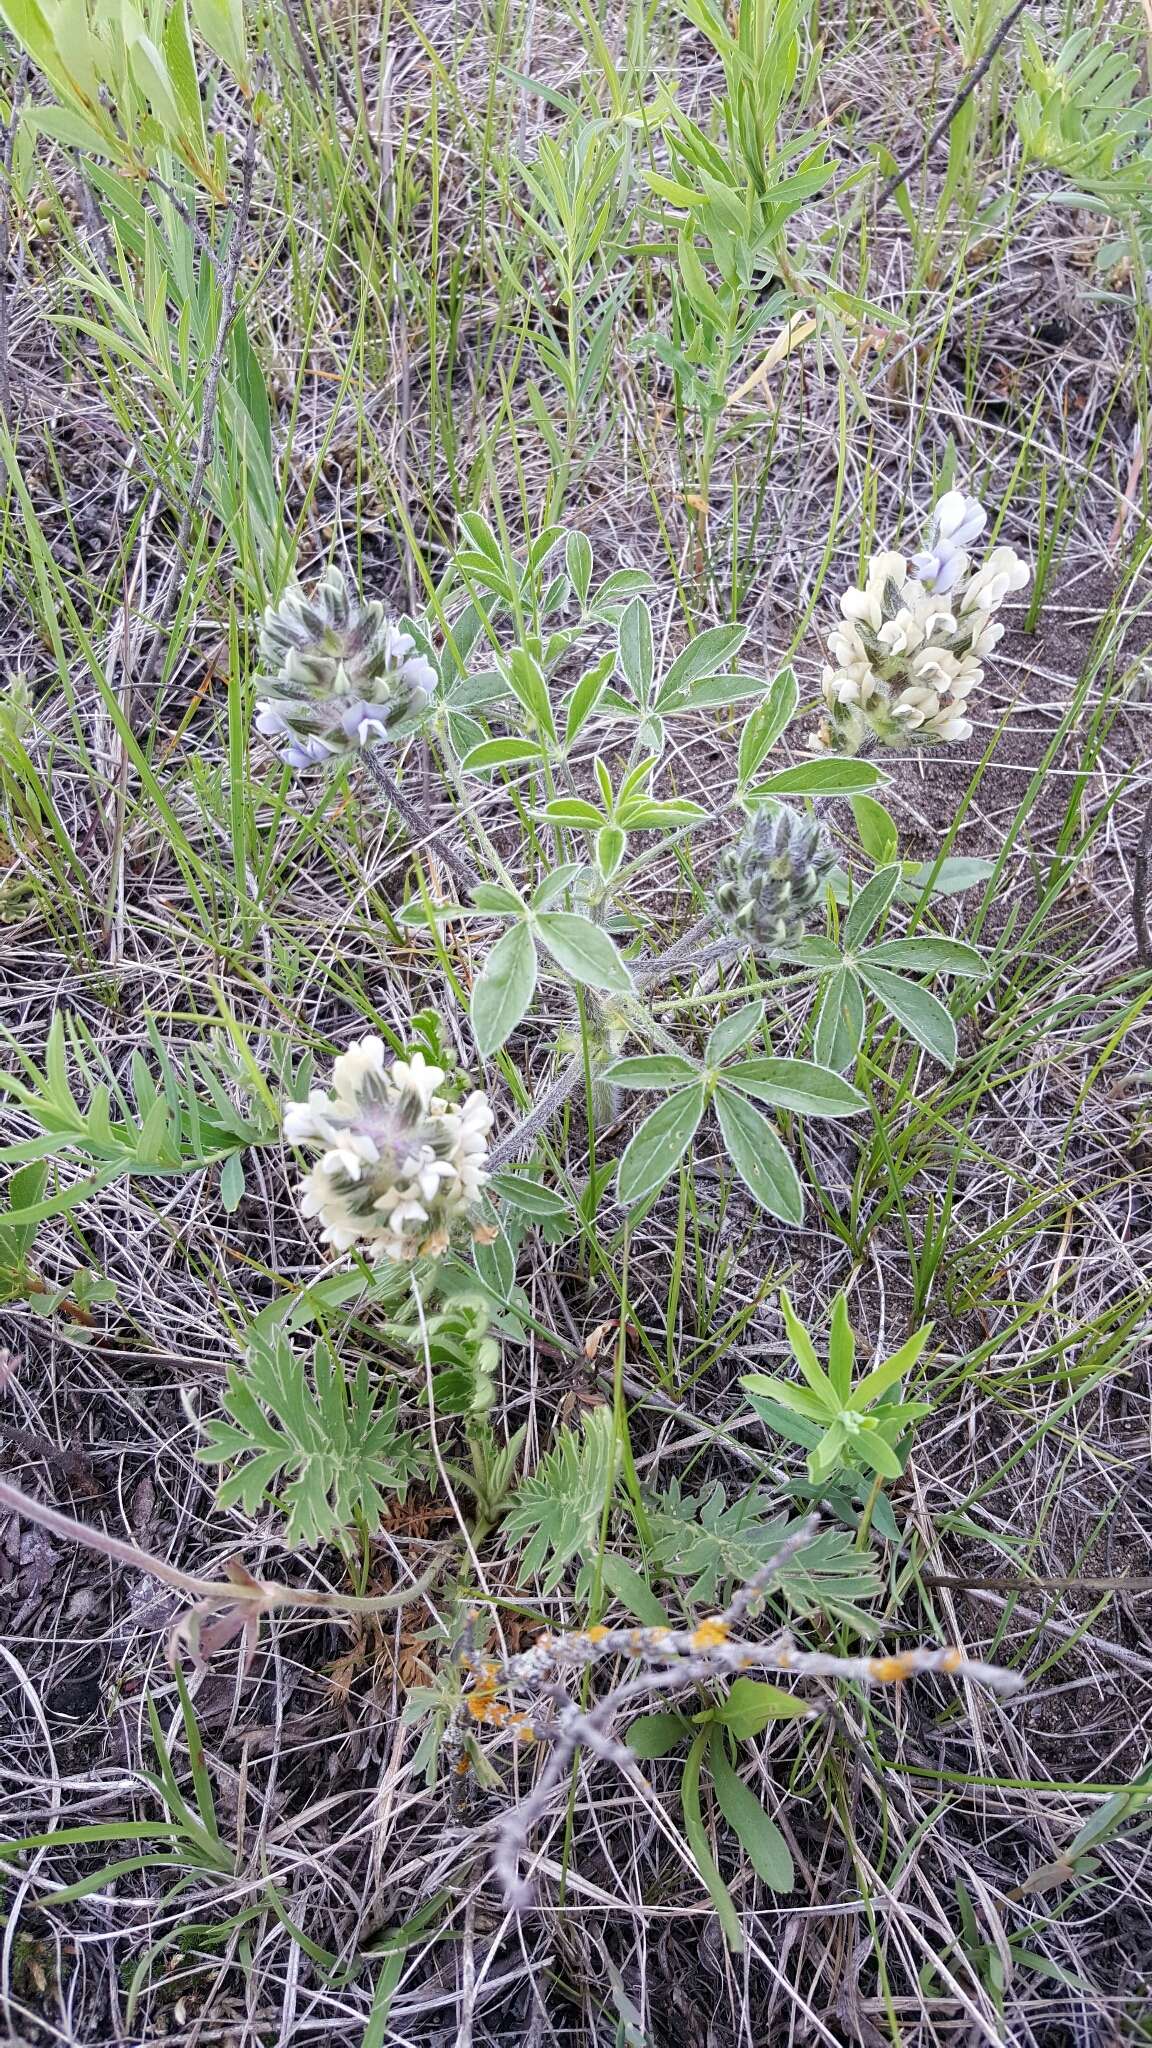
[254,567,436,770]
[714,804,833,951]
[817,492,1029,753]
[284,1037,492,1263]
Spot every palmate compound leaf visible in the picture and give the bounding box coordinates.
[502,1404,620,1592]
[646,1481,882,1632]
[198,1332,424,1548]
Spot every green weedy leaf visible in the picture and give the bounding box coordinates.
[858,961,957,1067]
[717,1677,811,1737]
[708,1730,795,1893]
[655,623,748,709]
[124,31,185,143]
[503,1405,619,1591]
[565,530,593,605]
[715,1086,803,1225]
[682,1730,744,1952]
[862,937,985,978]
[601,1054,700,1091]
[0,0,85,114]
[850,793,899,863]
[750,758,887,797]
[738,1375,832,1423]
[849,1322,932,1409]
[722,1057,867,1119]
[0,1158,47,1265]
[827,1293,855,1402]
[199,1335,423,1548]
[471,922,537,1056]
[163,0,209,156]
[647,1483,882,1628]
[600,1552,671,1626]
[706,1001,764,1066]
[736,667,799,787]
[813,966,865,1073]
[190,0,249,86]
[618,597,654,703]
[626,1711,689,1758]
[534,912,632,993]
[843,866,901,951]
[617,1085,705,1208]
[779,1287,835,1399]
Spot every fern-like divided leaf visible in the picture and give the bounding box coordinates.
[199,1332,424,1548]
[503,1406,619,1592]
[647,1482,882,1633]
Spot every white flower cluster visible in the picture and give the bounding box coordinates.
[816,492,1029,753]
[284,1037,493,1264]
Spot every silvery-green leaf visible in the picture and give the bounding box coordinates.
[843,866,901,951]
[751,759,887,796]
[534,912,632,992]
[617,1085,705,1207]
[737,668,799,786]
[862,937,985,978]
[706,1001,765,1065]
[813,967,865,1073]
[618,597,654,703]
[602,1054,700,1091]
[471,923,537,1056]
[858,962,957,1067]
[722,1058,867,1118]
[715,1086,803,1224]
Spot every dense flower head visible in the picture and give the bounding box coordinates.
[714,805,834,951]
[284,1037,493,1264]
[254,567,437,770]
[815,492,1029,753]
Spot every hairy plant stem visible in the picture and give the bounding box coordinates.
[364,748,482,899]
[487,925,742,1167]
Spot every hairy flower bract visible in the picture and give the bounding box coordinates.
[284,1037,493,1263]
[714,805,834,951]
[254,567,437,769]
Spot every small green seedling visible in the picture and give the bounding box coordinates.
[740,1291,932,1486]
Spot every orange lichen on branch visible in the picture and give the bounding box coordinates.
[690,1619,730,1651]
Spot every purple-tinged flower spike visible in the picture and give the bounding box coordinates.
[284,1036,493,1265]
[813,489,1029,755]
[254,567,437,770]
[911,490,987,594]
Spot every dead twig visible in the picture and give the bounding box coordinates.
[0,57,29,427]
[0,1472,447,1669]
[874,0,1030,214]
[456,1517,1022,1906]
[1134,787,1152,965]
